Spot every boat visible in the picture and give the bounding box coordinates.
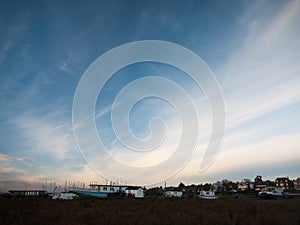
[70,184,144,198]
[258,187,285,199]
[197,190,218,199]
[70,189,109,198]
[52,192,78,200]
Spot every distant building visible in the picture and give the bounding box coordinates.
[275,177,294,190]
[238,183,248,191]
[9,190,47,197]
[213,181,223,192]
[293,177,300,190]
[164,187,183,197]
[255,182,268,192]
[241,178,252,184]
[125,186,144,198]
[223,181,237,192]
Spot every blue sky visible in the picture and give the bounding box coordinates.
[0,0,300,189]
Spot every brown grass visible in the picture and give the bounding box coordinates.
[0,197,299,225]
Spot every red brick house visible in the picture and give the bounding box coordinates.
[275,177,294,190]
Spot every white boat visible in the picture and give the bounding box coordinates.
[258,187,285,199]
[52,192,78,200]
[197,190,218,199]
[71,184,144,199]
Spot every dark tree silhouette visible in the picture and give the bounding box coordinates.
[254,175,263,183]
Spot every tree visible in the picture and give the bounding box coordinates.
[254,175,263,183]
[178,182,186,188]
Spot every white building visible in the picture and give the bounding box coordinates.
[125,186,144,198]
[238,183,248,191]
[164,190,183,197]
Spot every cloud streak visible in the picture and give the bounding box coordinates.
[1,0,299,188]
[217,0,300,129]
[13,110,75,160]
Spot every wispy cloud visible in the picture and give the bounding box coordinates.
[95,104,114,120]
[1,0,299,188]
[180,0,300,181]
[174,131,300,183]
[0,11,33,97]
[162,1,300,184]
[0,11,31,62]
[13,109,75,160]
[217,0,300,129]
[59,61,69,72]
[0,152,45,190]
[0,153,36,164]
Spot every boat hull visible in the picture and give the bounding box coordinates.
[258,193,285,200]
[198,196,218,199]
[197,191,218,199]
[71,190,108,198]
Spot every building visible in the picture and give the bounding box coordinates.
[125,186,144,198]
[293,177,300,190]
[164,190,183,197]
[212,181,224,193]
[255,182,268,192]
[164,188,183,197]
[223,181,238,192]
[275,177,294,190]
[9,190,47,197]
[238,183,248,191]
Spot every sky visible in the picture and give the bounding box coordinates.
[0,0,300,190]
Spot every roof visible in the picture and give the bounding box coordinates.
[125,186,142,190]
[275,177,290,182]
[164,187,183,192]
[9,190,46,193]
[89,184,143,190]
[89,184,129,188]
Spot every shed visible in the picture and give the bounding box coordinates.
[125,186,144,198]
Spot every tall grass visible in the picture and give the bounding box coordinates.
[0,197,299,225]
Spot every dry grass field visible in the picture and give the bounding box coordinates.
[1,197,299,225]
